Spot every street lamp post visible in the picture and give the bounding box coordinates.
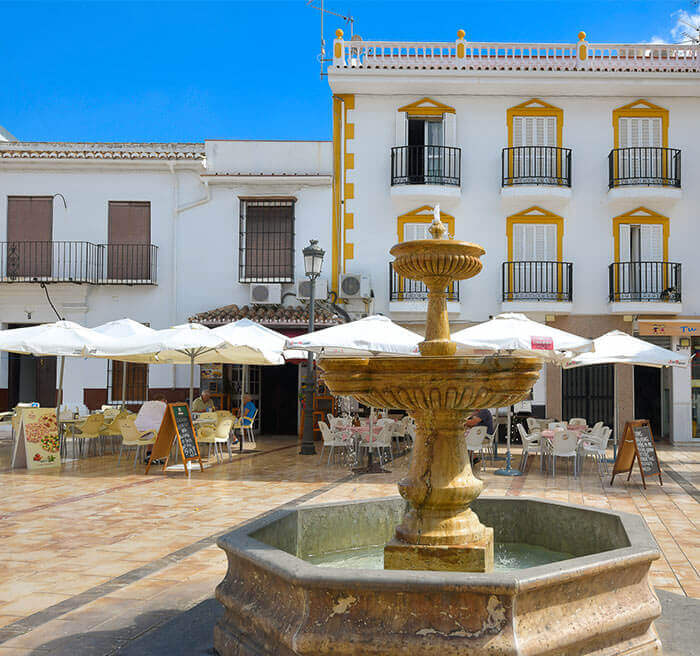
[300,239,325,455]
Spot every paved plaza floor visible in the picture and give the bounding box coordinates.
[0,435,697,655]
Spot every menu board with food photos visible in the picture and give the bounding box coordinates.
[146,403,203,475]
[611,420,662,489]
[12,407,61,470]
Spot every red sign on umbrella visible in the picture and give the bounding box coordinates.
[531,336,554,350]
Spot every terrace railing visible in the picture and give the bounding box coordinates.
[332,32,700,72]
[608,261,681,303]
[389,262,459,302]
[502,261,573,302]
[502,146,571,187]
[0,241,157,284]
[608,147,681,188]
[391,145,461,186]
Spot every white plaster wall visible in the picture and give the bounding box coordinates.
[344,92,700,321]
[0,143,332,408]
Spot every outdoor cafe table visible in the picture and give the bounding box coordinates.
[344,424,390,475]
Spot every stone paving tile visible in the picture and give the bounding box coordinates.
[0,435,698,653]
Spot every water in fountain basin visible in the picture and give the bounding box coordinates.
[304,542,572,571]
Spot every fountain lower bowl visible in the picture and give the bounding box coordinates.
[215,497,662,656]
[318,354,542,410]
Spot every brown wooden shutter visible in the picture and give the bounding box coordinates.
[7,196,53,278]
[107,201,151,280]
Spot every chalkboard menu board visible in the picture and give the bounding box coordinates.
[611,420,662,489]
[172,404,198,460]
[146,403,204,476]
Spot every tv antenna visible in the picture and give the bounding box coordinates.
[307,0,355,77]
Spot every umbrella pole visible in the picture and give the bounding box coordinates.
[121,362,127,410]
[56,356,65,450]
[189,354,195,408]
[495,405,522,476]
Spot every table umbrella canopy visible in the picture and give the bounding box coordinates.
[93,318,157,340]
[0,320,125,357]
[452,313,593,362]
[210,319,286,365]
[284,315,425,356]
[562,330,690,369]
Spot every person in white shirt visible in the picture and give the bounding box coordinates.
[135,396,167,462]
[135,397,167,435]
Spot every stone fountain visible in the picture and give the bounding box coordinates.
[214,216,663,655]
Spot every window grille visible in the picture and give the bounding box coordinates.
[239,199,295,283]
[107,361,149,406]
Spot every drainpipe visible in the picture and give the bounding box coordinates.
[168,161,211,392]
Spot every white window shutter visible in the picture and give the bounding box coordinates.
[545,224,557,260]
[396,112,406,147]
[619,223,631,261]
[640,224,663,261]
[546,117,556,146]
[619,118,629,148]
[513,224,526,260]
[444,113,456,146]
[650,118,661,147]
[404,222,429,241]
[620,117,662,148]
[513,117,523,147]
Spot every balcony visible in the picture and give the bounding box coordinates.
[608,261,681,314]
[502,261,573,314]
[607,147,682,206]
[501,146,572,208]
[0,241,158,285]
[390,145,461,204]
[388,262,460,315]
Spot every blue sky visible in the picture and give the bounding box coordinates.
[2,0,697,143]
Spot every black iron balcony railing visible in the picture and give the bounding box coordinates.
[389,262,459,302]
[0,241,157,284]
[501,146,572,187]
[502,261,573,302]
[391,145,461,186]
[608,261,681,303]
[608,147,681,188]
[101,244,158,284]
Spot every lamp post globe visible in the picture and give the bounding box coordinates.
[300,239,325,455]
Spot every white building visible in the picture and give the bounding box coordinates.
[2,29,700,442]
[327,30,700,443]
[0,139,333,435]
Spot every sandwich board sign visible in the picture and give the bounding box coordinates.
[610,420,662,489]
[11,407,61,470]
[145,403,203,475]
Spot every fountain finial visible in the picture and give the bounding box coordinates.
[428,204,448,240]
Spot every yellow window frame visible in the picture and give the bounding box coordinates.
[505,207,565,301]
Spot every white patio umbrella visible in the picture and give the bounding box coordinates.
[284,315,424,356]
[93,319,157,408]
[562,330,690,369]
[210,319,287,418]
[452,313,593,361]
[101,323,228,407]
[452,313,594,477]
[0,321,127,437]
[562,330,690,461]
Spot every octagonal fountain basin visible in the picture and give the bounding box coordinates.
[215,497,662,656]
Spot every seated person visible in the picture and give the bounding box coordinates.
[135,395,168,462]
[135,396,168,435]
[192,390,216,413]
[241,395,257,423]
[464,408,493,464]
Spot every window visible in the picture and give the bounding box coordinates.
[512,116,557,147]
[512,223,557,261]
[107,201,152,281]
[109,361,149,405]
[6,196,53,278]
[239,199,295,283]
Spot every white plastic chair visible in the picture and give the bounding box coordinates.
[550,430,579,477]
[517,423,543,471]
[318,421,348,465]
[482,429,497,464]
[465,426,488,471]
[569,417,587,427]
[579,427,612,475]
[526,417,540,434]
[548,421,567,431]
[366,422,394,464]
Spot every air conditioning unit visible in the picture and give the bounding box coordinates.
[249,283,281,305]
[340,274,371,300]
[297,278,328,301]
